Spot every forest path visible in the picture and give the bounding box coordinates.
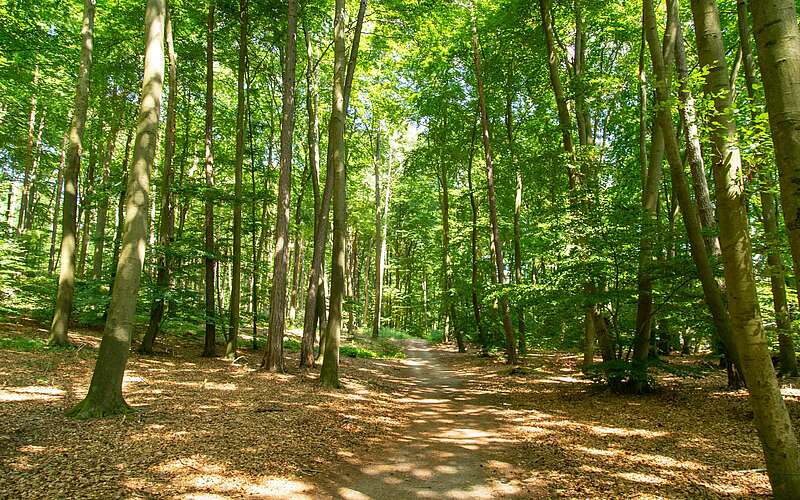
[317,339,538,499]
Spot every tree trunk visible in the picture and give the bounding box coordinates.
[289,165,308,324]
[692,0,800,494]
[319,0,347,388]
[18,66,38,232]
[49,0,95,346]
[262,0,297,372]
[202,0,217,358]
[67,0,164,418]
[633,0,677,368]
[300,21,323,367]
[92,98,124,280]
[467,122,487,355]
[302,5,366,366]
[227,0,248,358]
[640,0,739,385]
[674,12,719,256]
[142,4,177,354]
[505,72,525,356]
[735,0,798,378]
[48,134,68,274]
[372,128,386,339]
[78,141,97,278]
[749,1,800,328]
[471,6,516,365]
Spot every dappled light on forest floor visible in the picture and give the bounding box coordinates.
[0,321,794,497]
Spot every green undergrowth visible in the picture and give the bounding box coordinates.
[0,335,78,353]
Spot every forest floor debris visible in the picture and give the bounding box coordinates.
[0,318,797,498]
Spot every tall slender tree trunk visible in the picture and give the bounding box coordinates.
[372,128,385,339]
[289,165,308,323]
[505,73,525,356]
[68,0,164,418]
[202,0,217,358]
[78,141,97,277]
[319,0,347,388]
[48,135,67,274]
[301,4,366,366]
[23,107,46,231]
[749,1,800,325]
[471,5,516,365]
[633,0,677,367]
[262,0,297,372]
[639,0,740,386]
[18,66,38,232]
[691,0,800,494]
[467,122,487,355]
[142,3,177,354]
[736,0,798,377]
[227,0,248,358]
[300,22,323,367]
[49,0,95,346]
[92,99,123,280]
[674,13,719,256]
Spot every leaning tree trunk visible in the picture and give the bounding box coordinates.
[691,0,800,494]
[67,0,164,418]
[202,0,217,358]
[141,3,177,354]
[227,0,248,358]
[49,0,95,346]
[736,0,798,377]
[262,0,297,372]
[641,0,741,387]
[749,0,800,326]
[319,0,347,388]
[471,5,516,365]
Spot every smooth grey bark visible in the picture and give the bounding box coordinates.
[48,134,67,274]
[692,0,800,494]
[142,3,177,354]
[68,0,164,418]
[49,0,96,346]
[319,0,347,389]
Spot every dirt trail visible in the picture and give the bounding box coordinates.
[317,339,537,499]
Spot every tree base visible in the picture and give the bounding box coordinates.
[66,396,134,419]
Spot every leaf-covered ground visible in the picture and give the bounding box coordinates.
[0,318,798,498]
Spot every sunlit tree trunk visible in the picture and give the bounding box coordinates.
[471,5,516,365]
[67,0,164,418]
[737,0,800,376]
[142,3,177,354]
[691,0,800,494]
[639,0,739,387]
[319,0,347,388]
[49,0,95,346]
[302,3,366,366]
[227,0,247,358]
[202,0,217,358]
